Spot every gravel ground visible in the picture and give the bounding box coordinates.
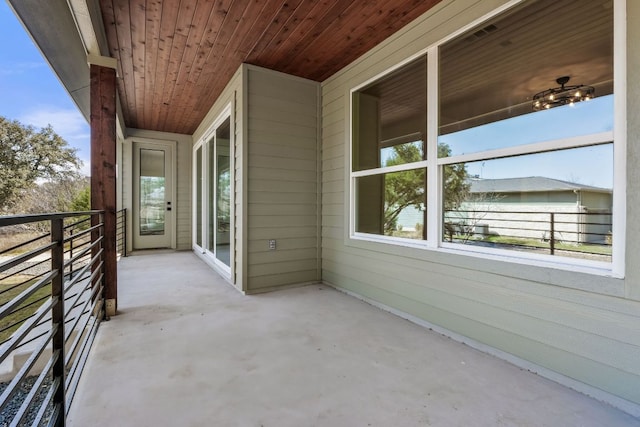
[0,375,53,426]
[0,255,55,279]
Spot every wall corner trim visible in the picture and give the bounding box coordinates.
[88,54,118,73]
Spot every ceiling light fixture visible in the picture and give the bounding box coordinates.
[532,76,594,111]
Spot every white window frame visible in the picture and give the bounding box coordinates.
[192,103,234,280]
[348,0,626,278]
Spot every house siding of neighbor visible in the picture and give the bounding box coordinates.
[453,177,614,243]
[320,0,640,413]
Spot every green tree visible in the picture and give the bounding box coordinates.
[70,185,91,212]
[13,176,89,214]
[439,143,470,212]
[383,143,425,233]
[0,116,82,210]
[383,142,470,234]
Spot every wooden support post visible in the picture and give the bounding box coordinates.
[90,64,117,316]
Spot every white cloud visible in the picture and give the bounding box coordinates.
[19,107,88,137]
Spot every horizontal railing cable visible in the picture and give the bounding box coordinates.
[0,210,108,426]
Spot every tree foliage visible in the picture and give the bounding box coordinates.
[383,142,470,234]
[0,116,82,210]
[439,143,470,212]
[383,143,425,233]
[12,176,89,215]
[70,185,91,212]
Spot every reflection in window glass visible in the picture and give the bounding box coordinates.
[139,149,165,236]
[442,144,613,262]
[439,96,614,157]
[438,0,613,156]
[196,147,203,247]
[216,118,231,267]
[353,55,427,171]
[356,169,426,239]
[380,140,424,168]
[207,138,215,251]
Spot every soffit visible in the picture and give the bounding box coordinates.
[99,0,443,135]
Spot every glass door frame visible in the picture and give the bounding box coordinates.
[192,105,234,280]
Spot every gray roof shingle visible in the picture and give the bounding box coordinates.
[469,177,612,194]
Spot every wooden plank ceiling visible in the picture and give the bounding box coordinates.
[99,0,442,135]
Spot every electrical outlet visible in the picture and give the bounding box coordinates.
[268,239,276,250]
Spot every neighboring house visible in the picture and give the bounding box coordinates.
[8,0,640,416]
[450,177,613,243]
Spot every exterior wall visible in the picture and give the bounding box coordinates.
[245,65,321,293]
[123,129,193,251]
[583,191,613,210]
[321,0,640,413]
[192,67,243,290]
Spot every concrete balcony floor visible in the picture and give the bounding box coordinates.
[67,252,637,426]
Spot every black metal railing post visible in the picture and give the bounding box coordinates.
[123,208,127,257]
[51,217,66,426]
[69,224,74,277]
[549,212,555,255]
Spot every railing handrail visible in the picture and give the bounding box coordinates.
[0,210,105,227]
[444,208,612,216]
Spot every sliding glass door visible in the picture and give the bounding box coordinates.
[193,113,233,275]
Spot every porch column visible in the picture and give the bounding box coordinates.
[90,62,117,316]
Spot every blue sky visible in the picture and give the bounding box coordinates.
[0,2,91,175]
[439,96,614,189]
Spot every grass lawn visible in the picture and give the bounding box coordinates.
[0,275,51,343]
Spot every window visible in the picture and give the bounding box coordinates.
[353,55,428,239]
[351,0,619,271]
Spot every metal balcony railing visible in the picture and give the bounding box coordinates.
[443,209,612,261]
[116,208,127,258]
[0,211,108,426]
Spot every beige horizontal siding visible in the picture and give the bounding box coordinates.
[246,66,320,292]
[176,135,192,250]
[320,0,640,409]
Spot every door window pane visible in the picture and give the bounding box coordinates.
[207,138,215,251]
[196,147,203,247]
[139,149,165,236]
[216,118,231,267]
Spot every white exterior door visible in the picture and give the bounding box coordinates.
[133,141,175,249]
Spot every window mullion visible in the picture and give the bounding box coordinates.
[436,131,614,167]
[352,160,429,177]
[426,47,439,248]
